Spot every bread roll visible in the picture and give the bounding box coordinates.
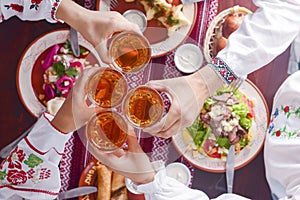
[111,172,125,193]
[222,12,245,38]
[96,164,112,200]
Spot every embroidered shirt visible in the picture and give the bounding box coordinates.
[0,0,62,23]
[0,112,72,200]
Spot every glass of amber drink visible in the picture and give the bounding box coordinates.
[109,32,151,74]
[87,67,128,108]
[122,86,164,128]
[86,110,128,152]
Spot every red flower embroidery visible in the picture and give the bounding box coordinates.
[39,168,51,180]
[4,4,24,12]
[283,106,290,113]
[27,168,35,179]
[30,0,43,10]
[7,170,27,185]
[31,0,42,4]
[7,147,26,169]
[276,130,281,137]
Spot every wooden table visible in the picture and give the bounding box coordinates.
[0,0,290,199]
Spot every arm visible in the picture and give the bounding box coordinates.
[144,0,300,138]
[0,67,100,199]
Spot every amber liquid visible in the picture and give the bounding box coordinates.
[86,111,127,152]
[125,86,164,127]
[110,32,151,73]
[88,68,127,108]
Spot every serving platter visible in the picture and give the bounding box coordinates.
[172,79,269,172]
[16,29,99,118]
[97,0,198,58]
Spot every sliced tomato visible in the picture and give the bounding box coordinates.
[242,94,255,118]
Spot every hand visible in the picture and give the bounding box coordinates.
[89,127,156,184]
[51,67,101,133]
[56,0,140,63]
[143,70,210,138]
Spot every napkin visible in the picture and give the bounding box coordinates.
[288,32,300,74]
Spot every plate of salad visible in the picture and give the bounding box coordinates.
[17,29,100,118]
[172,79,269,172]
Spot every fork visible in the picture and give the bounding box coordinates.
[104,0,118,9]
[228,76,246,94]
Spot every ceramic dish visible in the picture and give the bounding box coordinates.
[96,0,197,58]
[172,79,269,172]
[16,29,100,118]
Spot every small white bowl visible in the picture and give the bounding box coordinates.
[166,162,192,186]
[174,43,204,73]
[123,9,147,33]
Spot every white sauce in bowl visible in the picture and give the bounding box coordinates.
[166,162,191,186]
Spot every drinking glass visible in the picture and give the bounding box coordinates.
[108,32,151,74]
[87,67,128,108]
[86,110,128,152]
[122,85,164,128]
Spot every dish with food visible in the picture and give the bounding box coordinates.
[97,0,197,58]
[17,29,100,118]
[172,80,269,172]
[78,159,128,200]
[203,5,252,62]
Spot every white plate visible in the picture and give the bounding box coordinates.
[16,29,100,118]
[172,80,269,172]
[97,0,197,58]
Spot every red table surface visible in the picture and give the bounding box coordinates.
[0,0,291,199]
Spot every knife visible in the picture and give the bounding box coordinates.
[70,27,80,57]
[57,186,97,200]
[226,145,235,193]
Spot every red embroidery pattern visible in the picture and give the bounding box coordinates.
[30,0,43,10]
[51,0,61,21]
[210,57,238,84]
[0,146,51,186]
[4,4,24,12]
[7,170,27,185]
[7,146,25,169]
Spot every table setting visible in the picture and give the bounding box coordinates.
[1,0,293,199]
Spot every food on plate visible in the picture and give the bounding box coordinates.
[38,40,97,107]
[215,36,228,53]
[184,86,255,160]
[126,0,191,36]
[214,11,246,55]
[95,163,128,200]
[222,12,245,38]
[96,164,113,200]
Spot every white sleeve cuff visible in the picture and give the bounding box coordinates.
[26,112,72,154]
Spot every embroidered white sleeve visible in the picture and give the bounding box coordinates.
[0,112,72,200]
[0,0,63,23]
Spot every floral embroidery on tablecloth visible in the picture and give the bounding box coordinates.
[0,146,51,185]
[268,105,300,138]
[30,0,43,10]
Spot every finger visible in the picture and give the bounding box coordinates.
[95,40,111,64]
[126,127,144,153]
[155,121,181,138]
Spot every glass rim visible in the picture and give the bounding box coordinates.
[87,66,128,108]
[108,31,152,74]
[85,109,128,152]
[122,85,164,128]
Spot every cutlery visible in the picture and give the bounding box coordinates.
[70,27,80,57]
[56,186,97,200]
[104,0,118,9]
[226,145,235,193]
[0,123,35,159]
